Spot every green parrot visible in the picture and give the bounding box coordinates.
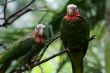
[60,4,90,73]
[0,24,53,73]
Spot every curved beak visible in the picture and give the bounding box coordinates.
[38,28,44,36]
[67,8,75,16]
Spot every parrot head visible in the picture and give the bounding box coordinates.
[64,4,80,20]
[34,24,46,45]
[35,24,45,36]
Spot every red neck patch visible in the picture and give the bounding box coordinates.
[64,10,80,20]
[33,31,45,45]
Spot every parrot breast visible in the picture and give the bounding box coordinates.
[60,17,90,50]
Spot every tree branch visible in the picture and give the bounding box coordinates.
[0,0,49,27]
[31,49,67,68]
[3,0,7,21]
[8,8,33,24]
[12,49,67,72]
[0,0,35,27]
[37,32,61,61]
[7,0,35,21]
[0,0,16,6]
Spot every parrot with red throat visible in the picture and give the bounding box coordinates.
[60,4,90,73]
[0,24,53,73]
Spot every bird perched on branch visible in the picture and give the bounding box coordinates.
[0,24,53,73]
[60,4,90,73]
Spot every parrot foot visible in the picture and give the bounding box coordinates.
[89,35,96,41]
[31,60,39,67]
[11,66,25,73]
[25,64,31,70]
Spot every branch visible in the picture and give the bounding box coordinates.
[31,49,67,67]
[32,33,94,63]
[0,0,49,27]
[0,0,35,27]
[3,0,7,21]
[0,0,16,6]
[8,8,32,24]
[12,49,67,72]
[46,32,60,42]
[38,33,94,60]
[7,0,35,21]
[37,32,61,61]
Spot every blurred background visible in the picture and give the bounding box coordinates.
[0,0,109,73]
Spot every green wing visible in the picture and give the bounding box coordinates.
[0,35,36,64]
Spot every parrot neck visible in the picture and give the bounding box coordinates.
[33,31,45,45]
[64,10,80,20]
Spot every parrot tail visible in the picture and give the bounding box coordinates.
[67,49,84,73]
[0,60,12,73]
[72,60,83,73]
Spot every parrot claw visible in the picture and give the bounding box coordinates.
[25,64,31,70]
[89,35,96,41]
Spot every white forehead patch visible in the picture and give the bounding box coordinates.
[36,24,45,29]
[67,4,77,9]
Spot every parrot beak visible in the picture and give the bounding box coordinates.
[38,27,44,36]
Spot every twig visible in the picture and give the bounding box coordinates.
[12,49,67,72]
[8,8,32,24]
[0,0,50,27]
[0,0,16,6]
[31,49,67,68]
[0,0,35,27]
[46,32,60,42]
[3,0,7,21]
[7,0,35,21]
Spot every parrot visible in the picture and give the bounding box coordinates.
[0,24,53,73]
[60,4,90,73]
